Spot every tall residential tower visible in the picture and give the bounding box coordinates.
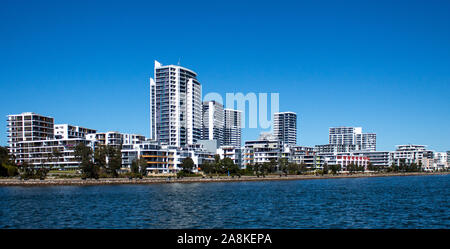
[273,112,297,146]
[223,109,242,147]
[150,60,202,147]
[202,101,224,145]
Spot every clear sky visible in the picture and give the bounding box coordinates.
[1,0,449,151]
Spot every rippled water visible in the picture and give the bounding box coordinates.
[0,175,449,228]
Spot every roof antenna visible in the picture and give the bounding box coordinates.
[178,57,181,66]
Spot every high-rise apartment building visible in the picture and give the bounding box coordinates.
[202,101,224,145]
[329,127,376,151]
[223,109,242,147]
[150,60,202,147]
[273,112,297,145]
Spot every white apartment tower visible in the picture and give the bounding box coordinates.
[7,112,54,154]
[202,101,224,145]
[273,112,297,146]
[223,109,242,147]
[150,60,202,147]
[329,127,376,151]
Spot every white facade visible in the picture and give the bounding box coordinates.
[390,144,433,166]
[121,142,214,174]
[329,126,376,151]
[273,112,297,146]
[151,60,202,147]
[216,146,243,168]
[202,101,224,145]
[7,112,55,160]
[223,109,242,147]
[54,124,96,139]
[89,131,146,147]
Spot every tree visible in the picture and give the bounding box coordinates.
[138,156,147,176]
[347,163,356,173]
[181,157,195,173]
[261,162,271,177]
[51,147,63,170]
[131,158,139,174]
[298,163,307,174]
[268,159,277,173]
[222,157,239,175]
[279,158,289,175]
[367,162,376,172]
[18,161,34,179]
[322,163,329,175]
[253,163,262,177]
[106,145,122,177]
[94,145,107,173]
[0,146,18,177]
[287,162,298,175]
[329,164,341,175]
[388,162,398,172]
[74,143,98,179]
[200,160,213,174]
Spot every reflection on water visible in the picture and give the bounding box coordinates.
[0,175,449,228]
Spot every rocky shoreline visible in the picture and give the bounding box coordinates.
[0,172,448,187]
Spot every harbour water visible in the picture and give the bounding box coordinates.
[0,174,448,228]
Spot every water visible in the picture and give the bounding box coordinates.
[0,175,448,228]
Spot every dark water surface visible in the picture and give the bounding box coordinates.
[0,175,448,228]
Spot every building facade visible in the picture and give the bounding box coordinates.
[151,60,202,147]
[54,124,96,139]
[216,146,243,168]
[273,112,297,146]
[202,101,224,145]
[223,109,242,147]
[329,126,376,151]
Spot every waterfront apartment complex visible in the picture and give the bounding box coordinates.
[329,126,376,151]
[150,60,202,147]
[273,112,297,146]
[4,61,449,174]
[7,113,54,156]
[54,124,96,139]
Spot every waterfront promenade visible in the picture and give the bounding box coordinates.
[0,172,448,186]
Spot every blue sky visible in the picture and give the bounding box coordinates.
[1,0,449,151]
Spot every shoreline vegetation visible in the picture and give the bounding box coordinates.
[0,172,448,187]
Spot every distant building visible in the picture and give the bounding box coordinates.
[329,126,376,151]
[327,155,370,171]
[202,101,224,145]
[273,112,297,146]
[258,132,277,141]
[7,112,55,161]
[216,146,243,168]
[447,151,450,165]
[352,151,391,169]
[244,138,282,164]
[315,144,358,154]
[54,124,96,139]
[223,109,242,147]
[390,144,433,166]
[7,112,99,168]
[86,131,145,147]
[434,152,448,171]
[121,142,214,175]
[7,112,54,143]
